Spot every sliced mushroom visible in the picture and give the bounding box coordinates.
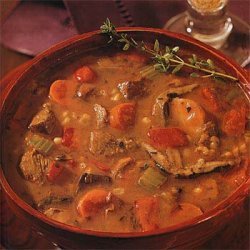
[77,173,112,192]
[152,83,199,126]
[178,159,236,177]
[141,142,236,177]
[37,195,73,211]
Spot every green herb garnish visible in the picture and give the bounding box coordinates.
[100,18,238,82]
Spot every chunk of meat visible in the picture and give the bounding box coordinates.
[89,131,120,156]
[153,84,199,126]
[77,189,110,218]
[74,66,96,83]
[135,196,160,231]
[117,80,146,99]
[28,106,62,137]
[148,127,189,148]
[89,131,137,157]
[110,102,136,130]
[19,150,50,183]
[93,104,108,129]
[76,84,95,100]
[169,203,203,226]
[221,107,246,136]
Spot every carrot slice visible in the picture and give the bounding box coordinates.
[135,196,159,231]
[221,106,246,136]
[49,80,77,105]
[148,127,189,148]
[77,189,110,218]
[74,66,96,83]
[110,102,136,130]
[46,162,64,182]
[169,203,203,226]
[201,87,222,113]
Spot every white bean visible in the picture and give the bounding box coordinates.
[53,137,62,145]
[111,93,122,101]
[62,117,70,125]
[142,117,151,124]
[79,113,91,125]
[111,88,118,95]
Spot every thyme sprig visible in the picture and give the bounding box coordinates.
[100,18,238,82]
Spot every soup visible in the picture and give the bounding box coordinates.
[2,47,249,233]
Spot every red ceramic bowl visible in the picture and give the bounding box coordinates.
[0,27,249,249]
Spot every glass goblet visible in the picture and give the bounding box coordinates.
[164,0,250,67]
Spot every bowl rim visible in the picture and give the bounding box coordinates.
[0,26,249,239]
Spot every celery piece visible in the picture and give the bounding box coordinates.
[138,167,167,190]
[29,134,54,155]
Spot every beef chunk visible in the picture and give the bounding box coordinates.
[29,106,62,137]
[117,80,146,99]
[19,149,50,183]
[93,104,108,129]
[76,84,95,100]
[89,131,120,156]
[89,131,138,157]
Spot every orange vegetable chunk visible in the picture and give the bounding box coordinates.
[110,102,136,130]
[74,66,96,83]
[135,196,159,231]
[49,80,77,105]
[221,106,246,136]
[148,127,189,148]
[201,87,222,113]
[77,189,110,218]
[46,162,64,182]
